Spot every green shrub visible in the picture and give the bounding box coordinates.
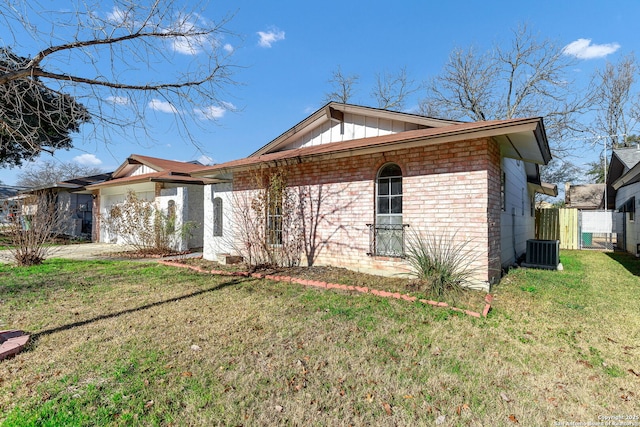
[405,231,479,299]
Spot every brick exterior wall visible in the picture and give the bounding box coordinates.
[231,137,501,287]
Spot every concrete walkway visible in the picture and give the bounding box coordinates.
[0,243,202,263]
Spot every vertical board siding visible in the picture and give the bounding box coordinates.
[535,208,578,249]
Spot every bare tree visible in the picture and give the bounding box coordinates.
[324,66,359,104]
[16,160,104,188]
[419,24,590,159]
[371,67,419,111]
[591,54,638,149]
[0,0,238,166]
[2,191,69,266]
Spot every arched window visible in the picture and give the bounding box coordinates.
[377,163,403,224]
[374,163,404,256]
[213,197,223,236]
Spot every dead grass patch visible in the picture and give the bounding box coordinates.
[0,251,638,425]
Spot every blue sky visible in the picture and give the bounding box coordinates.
[0,0,636,185]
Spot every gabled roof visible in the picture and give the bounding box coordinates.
[21,173,113,194]
[111,154,205,178]
[193,116,551,177]
[613,147,640,170]
[565,183,605,209]
[86,154,214,190]
[249,102,462,157]
[609,147,640,191]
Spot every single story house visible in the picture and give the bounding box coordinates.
[192,103,556,290]
[85,154,212,251]
[18,173,112,238]
[607,146,640,254]
[0,185,27,224]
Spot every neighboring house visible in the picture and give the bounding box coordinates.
[607,146,640,254]
[192,103,556,290]
[564,183,605,210]
[85,154,212,251]
[0,185,28,224]
[17,173,112,238]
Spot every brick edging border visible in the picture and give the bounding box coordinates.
[159,260,492,318]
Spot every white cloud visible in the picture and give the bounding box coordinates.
[194,105,226,120]
[257,28,285,48]
[106,95,129,105]
[166,15,217,55]
[149,99,179,114]
[223,43,234,53]
[73,154,102,166]
[172,37,203,55]
[106,6,128,24]
[562,38,620,59]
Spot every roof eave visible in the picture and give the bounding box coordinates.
[612,161,640,190]
[194,118,550,178]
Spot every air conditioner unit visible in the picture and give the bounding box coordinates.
[522,239,560,270]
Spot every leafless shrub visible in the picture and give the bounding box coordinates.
[102,191,193,254]
[2,192,70,266]
[232,168,303,268]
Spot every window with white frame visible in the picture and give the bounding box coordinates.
[374,163,404,256]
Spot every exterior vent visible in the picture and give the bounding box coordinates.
[522,239,560,270]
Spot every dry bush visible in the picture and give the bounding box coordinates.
[232,168,303,268]
[3,192,70,266]
[102,191,193,254]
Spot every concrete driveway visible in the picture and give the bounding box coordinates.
[1,243,203,264]
[0,243,144,263]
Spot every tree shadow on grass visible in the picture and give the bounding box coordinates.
[28,277,250,344]
[605,251,640,277]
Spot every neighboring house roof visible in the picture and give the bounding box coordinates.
[0,185,28,199]
[20,173,113,194]
[610,147,640,191]
[193,116,552,178]
[612,147,640,170]
[565,183,605,209]
[86,154,214,190]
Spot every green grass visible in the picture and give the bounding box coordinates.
[0,251,639,425]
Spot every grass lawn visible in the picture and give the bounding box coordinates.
[0,251,638,426]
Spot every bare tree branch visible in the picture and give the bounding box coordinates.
[371,66,419,111]
[324,66,359,104]
[419,23,591,160]
[0,0,239,167]
[590,53,638,148]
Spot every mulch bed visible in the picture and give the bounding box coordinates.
[164,258,491,317]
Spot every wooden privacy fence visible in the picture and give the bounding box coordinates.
[535,208,578,249]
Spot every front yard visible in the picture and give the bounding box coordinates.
[0,251,638,426]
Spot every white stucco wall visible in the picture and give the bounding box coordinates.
[157,187,188,251]
[98,183,155,243]
[203,182,235,261]
[500,158,536,267]
[162,184,205,249]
